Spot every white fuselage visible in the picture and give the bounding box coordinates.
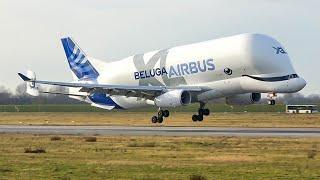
[72,33,306,109]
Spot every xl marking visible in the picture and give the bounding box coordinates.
[273,47,287,54]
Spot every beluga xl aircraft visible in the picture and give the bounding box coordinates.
[18,33,306,123]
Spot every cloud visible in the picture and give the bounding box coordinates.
[0,0,319,95]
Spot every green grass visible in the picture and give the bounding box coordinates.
[1,112,320,127]
[0,134,319,179]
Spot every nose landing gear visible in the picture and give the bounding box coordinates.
[192,102,210,122]
[267,93,277,105]
[151,109,169,123]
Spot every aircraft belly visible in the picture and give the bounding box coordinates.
[110,96,152,109]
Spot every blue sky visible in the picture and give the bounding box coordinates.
[0,0,319,94]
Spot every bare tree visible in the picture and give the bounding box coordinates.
[15,83,27,97]
[0,86,13,104]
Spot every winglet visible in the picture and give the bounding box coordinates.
[18,73,31,81]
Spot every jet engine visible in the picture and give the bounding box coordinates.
[226,93,261,105]
[154,90,191,107]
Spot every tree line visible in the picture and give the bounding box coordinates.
[0,84,80,104]
[0,84,319,105]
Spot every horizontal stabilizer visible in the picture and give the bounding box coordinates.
[18,73,31,81]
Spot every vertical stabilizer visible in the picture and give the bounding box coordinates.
[61,37,99,80]
[26,70,39,96]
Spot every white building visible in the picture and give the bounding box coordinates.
[286,105,318,114]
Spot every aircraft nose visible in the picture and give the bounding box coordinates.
[297,77,307,91]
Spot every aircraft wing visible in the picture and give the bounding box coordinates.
[18,73,206,99]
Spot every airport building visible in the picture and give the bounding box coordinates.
[286,105,318,114]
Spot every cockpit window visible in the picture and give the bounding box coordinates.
[289,74,299,79]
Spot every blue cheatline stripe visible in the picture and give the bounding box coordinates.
[88,93,124,109]
[61,37,99,79]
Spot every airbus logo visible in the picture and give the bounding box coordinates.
[134,59,215,80]
[132,48,216,86]
[273,47,287,54]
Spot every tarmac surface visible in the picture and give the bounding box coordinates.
[0,125,320,137]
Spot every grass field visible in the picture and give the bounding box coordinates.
[0,112,320,128]
[0,106,320,179]
[0,134,319,179]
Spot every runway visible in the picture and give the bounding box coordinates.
[0,125,320,137]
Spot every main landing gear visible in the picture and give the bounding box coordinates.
[151,102,210,123]
[267,93,277,105]
[192,102,210,122]
[151,109,170,123]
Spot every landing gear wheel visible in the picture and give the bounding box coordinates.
[158,110,164,117]
[192,115,198,122]
[268,100,276,105]
[198,109,204,116]
[157,117,164,123]
[198,109,209,116]
[192,115,203,122]
[154,109,169,123]
[151,116,158,123]
[163,110,170,117]
[203,109,210,116]
[193,102,210,122]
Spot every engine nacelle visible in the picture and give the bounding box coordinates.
[154,90,191,108]
[226,93,261,105]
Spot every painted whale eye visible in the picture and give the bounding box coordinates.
[224,68,232,75]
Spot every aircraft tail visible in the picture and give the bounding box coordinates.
[24,70,39,96]
[61,37,99,80]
